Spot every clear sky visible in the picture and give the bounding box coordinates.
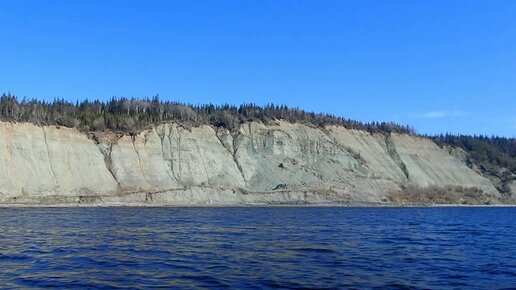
[1,1,515,136]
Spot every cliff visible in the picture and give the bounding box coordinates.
[0,120,511,206]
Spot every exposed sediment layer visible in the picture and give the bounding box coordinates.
[0,120,509,206]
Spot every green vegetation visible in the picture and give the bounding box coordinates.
[432,134,516,193]
[432,134,516,172]
[0,92,414,134]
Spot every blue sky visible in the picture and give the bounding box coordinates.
[1,0,515,136]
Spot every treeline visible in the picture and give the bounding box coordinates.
[432,134,516,173]
[0,93,415,134]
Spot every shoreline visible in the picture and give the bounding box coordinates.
[1,202,514,208]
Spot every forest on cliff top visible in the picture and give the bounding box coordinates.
[0,92,514,179]
[0,93,414,134]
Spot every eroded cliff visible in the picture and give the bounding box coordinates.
[0,120,509,205]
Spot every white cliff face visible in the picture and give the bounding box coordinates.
[0,123,118,198]
[0,120,504,205]
[0,123,55,197]
[44,126,119,195]
[234,122,402,203]
[108,124,245,191]
[389,134,498,193]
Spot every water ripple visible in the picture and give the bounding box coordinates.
[0,207,515,288]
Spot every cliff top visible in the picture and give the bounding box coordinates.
[0,93,414,134]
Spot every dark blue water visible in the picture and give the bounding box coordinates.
[0,207,515,289]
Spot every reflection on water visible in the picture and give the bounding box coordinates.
[0,207,515,288]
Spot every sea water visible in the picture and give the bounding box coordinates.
[0,207,514,289]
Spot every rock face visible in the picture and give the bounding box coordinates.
[0,120,507,205]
